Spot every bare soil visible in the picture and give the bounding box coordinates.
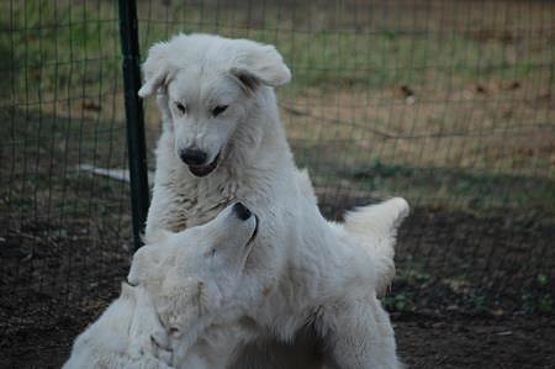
[1,207,553,369]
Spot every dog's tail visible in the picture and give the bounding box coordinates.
[343,197,410,295]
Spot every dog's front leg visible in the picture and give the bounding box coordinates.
[317,294,402,369]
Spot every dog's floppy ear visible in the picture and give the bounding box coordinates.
[128,245,158,285]
[231,40,291,90]
[138,42,171,97]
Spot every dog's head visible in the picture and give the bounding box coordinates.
[128,202,258,338]
[139,33,291,177]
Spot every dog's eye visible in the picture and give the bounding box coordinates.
[175,102,187,114]
[212,105,228,117]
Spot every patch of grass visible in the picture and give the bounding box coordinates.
[0,0,120,108]
[298,152,555,215]
[4,0,552,105]
[137,9,552,89]
[2,0,553,220]
[383,291,416,313]
[521,274,554,314]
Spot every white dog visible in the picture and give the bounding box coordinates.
[62,202,259,369]
[139,33,406,369]
[129,202,260,369]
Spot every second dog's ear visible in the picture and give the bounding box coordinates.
[128,245,158,285]
[138,42,171,97]
[231,40,291,90]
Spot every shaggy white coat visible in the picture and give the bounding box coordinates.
[129,203,260,369]
[140,33,408,369]
[62,197,408,369]
[62,282,172,369]
[62,203,259,369]
[140,198,409,369]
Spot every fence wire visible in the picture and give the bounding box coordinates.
[1,0,554,366]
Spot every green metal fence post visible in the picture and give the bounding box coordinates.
[118,0,150,252]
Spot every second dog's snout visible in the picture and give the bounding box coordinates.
[180,148,207,166]
[233,202,252,221]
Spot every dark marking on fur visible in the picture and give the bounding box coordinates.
[262,286,272,297]
[231,69,260,95]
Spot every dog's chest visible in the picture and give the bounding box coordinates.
[164,167,272,230]
[170,182,234,229]
[165,169,289,259]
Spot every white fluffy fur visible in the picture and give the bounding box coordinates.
[141,33,408,369]
[129,203,260,369]
[138,199,408,369]
[62,204,259,369]
[62,197,409,369]
[62,283,173,369]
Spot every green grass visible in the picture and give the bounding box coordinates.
[138,15,552,89]
[1,0,554,218]
[0,0,120,106]
[3,1,552,102]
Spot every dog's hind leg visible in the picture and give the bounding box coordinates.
[317,294,402,369]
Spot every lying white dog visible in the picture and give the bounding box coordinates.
[62,202,259,369]
[139,33,407,369]
[129,202,260,369]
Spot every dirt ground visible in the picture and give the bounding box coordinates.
[1,206,554,369]
[2,303,554,369]
[3,314,555,369]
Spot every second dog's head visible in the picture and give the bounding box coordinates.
[128,202,258,337]
[139,33,291,177]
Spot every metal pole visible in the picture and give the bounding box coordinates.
[118,0,150,252]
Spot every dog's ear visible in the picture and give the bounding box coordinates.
[138,42,172,97]
[231,40,291,91]
[128,245,157,285]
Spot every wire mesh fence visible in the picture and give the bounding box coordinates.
[1,0,554,365]
[139,0,555,315]
[1,2,129,291]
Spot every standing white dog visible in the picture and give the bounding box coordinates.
[139,33,406,369]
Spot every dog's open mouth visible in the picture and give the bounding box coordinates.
[188,152,221,177]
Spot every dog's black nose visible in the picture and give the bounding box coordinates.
[233,202,252,221]
[180,149,207,166]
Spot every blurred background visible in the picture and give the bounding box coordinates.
[1,1,554,368]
